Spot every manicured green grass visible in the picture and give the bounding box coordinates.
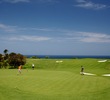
[0,58,110,100]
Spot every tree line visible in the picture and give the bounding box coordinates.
[0,49,26,69]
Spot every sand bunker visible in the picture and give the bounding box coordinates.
[102,74,110,76]
[84,72,96,76]
[56,60,63,63]
[98,60,107,62]
[82,72,110,77]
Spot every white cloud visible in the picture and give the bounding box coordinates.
[5,35,51,41]
[75,0,109,10]
[30,28,55,32]
[76,0,86,3]
[0,23,17,32]
[37,0,59,3]
[0,0,30,3]
[63,31,110,43]
[0,23,110,43]
[78,32,110,43]
[0,0,58,3]
[0,23,70,34]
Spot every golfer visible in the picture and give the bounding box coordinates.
[32,64,35,70]
[80,66,84,75]
[18,65,22,74]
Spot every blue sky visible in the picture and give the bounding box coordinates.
[0,0,110,55]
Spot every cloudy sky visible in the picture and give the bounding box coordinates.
[0,0,110,55]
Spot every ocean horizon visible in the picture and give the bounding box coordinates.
[25,55,110,59]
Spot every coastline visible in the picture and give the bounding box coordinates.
[24,55,110,59]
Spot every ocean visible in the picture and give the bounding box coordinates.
[25,55,110,59]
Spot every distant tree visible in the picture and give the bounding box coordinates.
[3,60,9,69]
[0,54,3,68]
[2,49,9,68]
[8,52,26,68]
[3,49,8,59]
[45,56,49,59]
[31,56,39,59]
[0,54,3,62]
[0,62,2,69]
[4,49,8,54]
[0,50,26,69]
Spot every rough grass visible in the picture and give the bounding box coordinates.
[0,58,110,100]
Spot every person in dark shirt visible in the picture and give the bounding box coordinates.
[80,66,84,75]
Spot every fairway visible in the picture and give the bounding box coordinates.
[0,59,110,100]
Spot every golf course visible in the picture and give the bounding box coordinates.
[0,58,110,100]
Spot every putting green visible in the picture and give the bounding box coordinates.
[0,69,110,100]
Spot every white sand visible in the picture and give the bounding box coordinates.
[56,60,63,63]
[102,74,110,76]
[84,72,96,76]
[81,72,110,77]
[98,60,107,62]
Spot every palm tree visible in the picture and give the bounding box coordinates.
[3,49,9,68]
[4,49,8,55]
[3,49,9,60]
